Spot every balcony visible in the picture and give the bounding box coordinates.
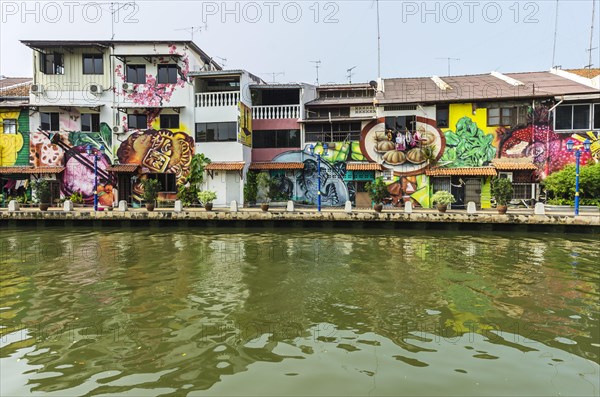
[252,105,300,120]
[196,91,240,107]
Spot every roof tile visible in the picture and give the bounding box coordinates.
[426,167,497,176]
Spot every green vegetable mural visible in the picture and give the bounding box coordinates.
[305,141,365,162]
[441,117,496,167]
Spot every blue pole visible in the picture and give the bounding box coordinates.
[317,153,321,212]
[574,150,581,216]
[94,153,98,211]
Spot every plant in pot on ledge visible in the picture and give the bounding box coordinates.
[256,172,271,212]
[365,176,389,213]
[198,190,217,211]
[431,190,456,213]
[491,177,514,214]
[141,178,161,212]
[34,179,52,211]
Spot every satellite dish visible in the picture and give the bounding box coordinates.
[369,80,378,88]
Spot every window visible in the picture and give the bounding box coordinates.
[83,54,104,74]
[436,105,449,128]
[40,112,59,131]
[595,104,600,130]
[81,114,100,132]
[160,114,179,129]
[195,122,237,142]
[305,122,362,142]
[2,119,17,134]
[126,65,146,84]
[308,107,350,119]
[488,107,514,126]
[40,53,64,75]
[146,174,177,192]
[555,104,591,131]
[253,130,300,148]
[157,65,179,84]
[128,114,148,130]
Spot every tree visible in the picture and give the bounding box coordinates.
[543,162,600,207]
[177,153,211,206]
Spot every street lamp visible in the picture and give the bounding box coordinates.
[86,144,105,211]
[566,138,591,216]
[308,143,329,212]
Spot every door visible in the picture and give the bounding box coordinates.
[464,178,482,208]
[117,175,133,203]
[355,181,372,208]
[225,172,240,205]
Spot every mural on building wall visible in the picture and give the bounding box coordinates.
[385,175,431,208]
[238,102,252,147]
[0,110,28,167]
[440,116,496,167]
[29,122,115,205]
[114,44,190,108]
[360,117,444,176]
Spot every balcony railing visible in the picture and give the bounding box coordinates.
[196,91,240,107]
[253,105,300,120]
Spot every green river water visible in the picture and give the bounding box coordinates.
[0,227,598,396]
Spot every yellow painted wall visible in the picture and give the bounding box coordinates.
[443,103,498,140]
[0,110,24,166]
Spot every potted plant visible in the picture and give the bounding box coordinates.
[141,178,161,211]
[197,190,217,211]
[69,191,84,207]
[491,177,514,214]
[431,190,456,213]
[33,179,52,211]
[365,176,389,213]
[256,172,271,211]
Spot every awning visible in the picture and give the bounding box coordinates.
[0,166,65,175]
[346,162,383,171]
[249,162,304,170]
[426,167,497,176]
[205,162,245,179]
[491,158,538,171]
[107,164,139,173]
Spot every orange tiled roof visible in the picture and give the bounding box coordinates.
[249,162,304,170]
[107,164,139,172]
[346,162,383,171]
[426,167,497,176]
[0,166,65,174]
[565,68,600,79]
[205,162,245,171]
[492,158,538,171]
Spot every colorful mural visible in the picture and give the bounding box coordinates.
[238,102,252,147]
[360,117,444,176]
[0,109,29,167]
[29,122,115,205]
[440,116,496,167]
[385,174,430,208]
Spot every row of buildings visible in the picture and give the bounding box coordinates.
[1,39,599,208]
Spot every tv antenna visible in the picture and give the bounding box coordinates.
[375,0,382,78]
[347,66,357,83]
[585,0,597,68]
[109,2,136,40]
[310,60,322,85]
[436,57,460,76]
[552,0,559,68]
[262,72,285,83]
[215,57,227,68]
[175,25,207,42]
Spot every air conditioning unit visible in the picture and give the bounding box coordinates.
[113,125,125,134]
[31,84,44,95]
[122,83,135,93]
[89,84,103,95]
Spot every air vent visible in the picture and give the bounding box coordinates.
[383,105,418,111]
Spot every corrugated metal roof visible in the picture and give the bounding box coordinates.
[205,162,245,171]
[426,167,497,176]
[249,162,304,170]
[0,166,65,174]
[346,162,383,171]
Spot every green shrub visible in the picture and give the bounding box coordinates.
[69,191,84,204]
[197,190,217,204]
[543,162,600,207]
[431,190,456,205]
[33,180,51,204]
[244,171,258,203]
[141,179,161,203]
[365,177,389,205]
[491,177,514,206]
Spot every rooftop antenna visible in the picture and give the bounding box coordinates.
[552,0,559,68]
[436,57,460,76]
[110,2,136,40]
[215,57,227,68]
[376,0,381,79]
[175,25,207,42]
[262,72,285,83]
[585,0,597,68]
[310,60,322,85]
[347,66,357,83]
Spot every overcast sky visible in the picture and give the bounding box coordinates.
[1,0,598,84]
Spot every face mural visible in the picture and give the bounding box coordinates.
[30,122,115,205]
[361,117,444,175]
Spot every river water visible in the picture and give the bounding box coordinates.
[1,227,598,396]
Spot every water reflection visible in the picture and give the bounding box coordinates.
[1,228,598,396]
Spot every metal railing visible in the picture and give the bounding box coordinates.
[512,183,538,200]
[195,91,240,107]
[252,105,300,120]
